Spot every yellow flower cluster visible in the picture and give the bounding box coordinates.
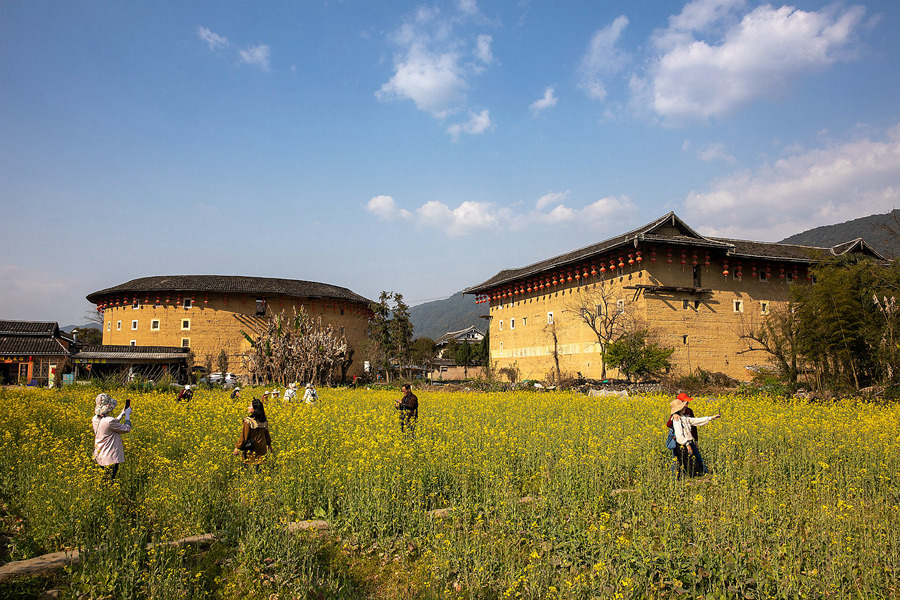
[0,386,897,598]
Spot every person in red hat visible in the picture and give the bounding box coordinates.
[666,393,699,446]
[668,394,720,478]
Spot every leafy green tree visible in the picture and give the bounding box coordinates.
[604,329,674,382]
[72,327,102,345]
[365,291,414,381]
[411,337,437,373]
[792,256,900,389]
[442,339,460,360]
[391,293,414,378]
[216,349,229,375]
[455,342,474,377]
[367,291,394,381]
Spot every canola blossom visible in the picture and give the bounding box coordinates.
[0,386,898,598]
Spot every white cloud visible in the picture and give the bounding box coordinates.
[683,140,736,163]
[530,86,558,115]
[649,2,866,121]
[197,26,229,52]
[365,190,635,236]
[366,195,413,221]
[530,190,635,225]
[474,34,493,64]
[239,44,271,71]
[377,4,494,120]
[417,200,503,236]
[198,26,272,72]
[447,109,492,140]
[378,44,466,117]
[458,0,479,17]
[578,15,630,101]
[684,122,900,240]
[535,190,570,210]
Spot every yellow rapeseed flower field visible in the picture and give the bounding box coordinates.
[0,386,897,599]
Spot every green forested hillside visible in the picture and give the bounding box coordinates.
[780,209,900,258]
[409,291,488,339]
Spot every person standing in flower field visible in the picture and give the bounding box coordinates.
[666,393,701,463]
[283,382,297,401]
[303,382,318,404]
[395,383,418,435]
[91,393,132,480]
[233,398,272,471]
[670,395,720,478]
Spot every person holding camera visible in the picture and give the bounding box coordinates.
[395,384,418,435]
[91,393,132,480]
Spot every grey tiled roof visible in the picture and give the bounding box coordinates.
[464,212,887,294]
[75,345,190,360]
[0,320,60,336]
[0,336,70,356]
[87,275,371,305]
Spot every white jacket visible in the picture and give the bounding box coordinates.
[92,408,132,466]
[671,414,714,445]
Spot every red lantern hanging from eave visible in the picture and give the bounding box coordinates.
[591,263,598,276]
[567,272,573,282]
[636,251,643,263]
[628,253,634,265]
[704,254,710,267]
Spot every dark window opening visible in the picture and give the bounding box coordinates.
[256,298,267,316]
[682,335,688,344]
[692,265,701,288]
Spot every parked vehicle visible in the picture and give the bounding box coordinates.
[207,372,238,386]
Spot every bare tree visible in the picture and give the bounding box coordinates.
[543,320,562,384]
[241,307,348,386]
[564,282,629,379]
[737,302,801,383]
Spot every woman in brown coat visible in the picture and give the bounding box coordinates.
[233,398,272,470]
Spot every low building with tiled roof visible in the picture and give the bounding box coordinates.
[87,275,372,380]
[0,320,73,385]
[464,212,887,382]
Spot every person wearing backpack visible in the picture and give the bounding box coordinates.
[669,395,720,478]
[665,392,699,460]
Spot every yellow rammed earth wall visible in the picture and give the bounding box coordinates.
[488,257,800,382]
[100,293,368,378]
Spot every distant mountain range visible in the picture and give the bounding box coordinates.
[409,291,487,340]
[409,210,900,340]
[779,209,900,258]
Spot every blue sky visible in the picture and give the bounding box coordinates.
[2,0,899,326]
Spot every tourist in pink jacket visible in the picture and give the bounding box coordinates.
[92,393,132,480]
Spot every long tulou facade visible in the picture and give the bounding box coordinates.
[464,212,886,382]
